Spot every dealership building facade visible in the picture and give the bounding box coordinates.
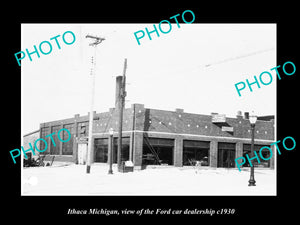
[38,104,275,170]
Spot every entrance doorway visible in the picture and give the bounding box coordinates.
[243,144,271,168]
[78,143,87,165]
[218,149,235,168]
[94,138,108,163]
[183,140,209,166]
[142,137,174,166]
[217,142,236,168]
[94,137,130,163]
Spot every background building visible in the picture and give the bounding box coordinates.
[23,129,40,161]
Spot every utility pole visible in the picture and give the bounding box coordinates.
[130,103,135,162]
[85,35,105,174]
[117,58,127,171]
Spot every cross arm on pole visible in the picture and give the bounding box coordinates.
[86,35,105,46]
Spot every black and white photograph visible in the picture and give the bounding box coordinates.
[21,23,277,196]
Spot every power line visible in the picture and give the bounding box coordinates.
[204,48,275,68]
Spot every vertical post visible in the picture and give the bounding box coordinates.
[133,131,143,170]
[48,125,52,155]
[209,140,218,167]
[115,76,123,170]
[74,114,79,164]
[85,35,105,174]
[130,104,136,162]
[131,104,145,170]
[174,136,183,167]
[108,132,113,174]
[59,123,63,155]
[235,142,243,169]
[117,88,124,171]
[117,59,127,172]
[270,144,275,169]
[248,124,256,186]
[86,47,97,174]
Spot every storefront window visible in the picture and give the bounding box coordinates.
[183,140,209,166]
[243,144,271,168]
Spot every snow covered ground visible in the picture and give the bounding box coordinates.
[21,163,276,196]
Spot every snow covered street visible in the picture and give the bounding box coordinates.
[22,164,276,196]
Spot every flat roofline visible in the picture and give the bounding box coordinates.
[39,105,275,125]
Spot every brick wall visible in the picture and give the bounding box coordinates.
[23,130,40,158]
[39,104,275,167]
[136,107,274,141]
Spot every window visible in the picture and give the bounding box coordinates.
[62,124,74,155]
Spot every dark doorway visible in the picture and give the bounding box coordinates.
[94,137,130,163]
[217,142,236,168]
[183,140,210,166]
[113,137,130,163]
[218,149,235,168]
[142,137,174,166]
[94,138,108,163]
[243,144,271,168]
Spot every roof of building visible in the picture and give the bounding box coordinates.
[23,129,40,137]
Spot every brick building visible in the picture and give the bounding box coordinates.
[23,129,40,160]
[39,104,275,170]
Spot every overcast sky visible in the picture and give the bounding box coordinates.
[21,23,276,134]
